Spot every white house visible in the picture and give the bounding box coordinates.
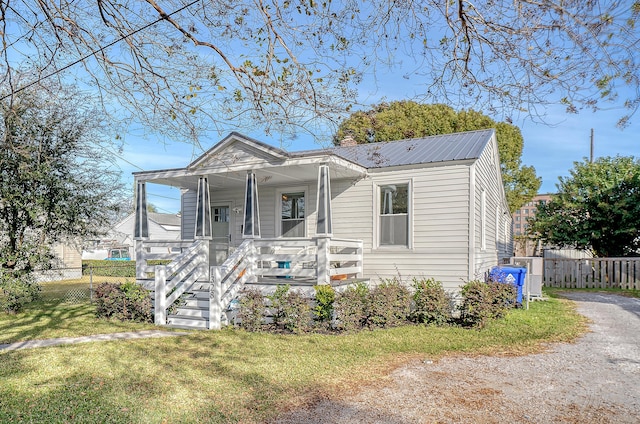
[83,212,182,260]
[110,212,182,255]
[133,129,513,329]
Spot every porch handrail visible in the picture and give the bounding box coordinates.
[207,237,364,329]
[209,239,255,329]
[136,240,194,280]
[154,239,209,325]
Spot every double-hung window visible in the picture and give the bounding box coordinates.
[379,183,409,247]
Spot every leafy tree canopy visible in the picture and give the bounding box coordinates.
[528,156,640,257]
[334,101,541,212]
[0,1,639,143]
[0,81,126,272]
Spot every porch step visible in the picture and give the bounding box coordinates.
[182,297,209,308]
[167,314,208,329]
[173,305,209,319]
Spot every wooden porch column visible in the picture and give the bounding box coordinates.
[316,164,333,236]
[134,180,149,280]
[316,237,331,285]
[243,171,261,239]
[316,164,332,285]
[195,176,213,240]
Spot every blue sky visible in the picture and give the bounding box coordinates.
[117,106,639,214]
[117,81,639,214]
[3,2,637,214]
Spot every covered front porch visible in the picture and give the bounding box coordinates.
[131,135,368,329]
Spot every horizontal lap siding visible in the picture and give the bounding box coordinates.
[198,142,284,171]
[331,179,374,246]
[335,165,471,290]
[472,136,506,279]
[181,189,197,240]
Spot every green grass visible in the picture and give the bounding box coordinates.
[0,301,157,344]
[0,295,586,423]
[545,286,640,299]
[39,275,136,302]
[1,275,153,344]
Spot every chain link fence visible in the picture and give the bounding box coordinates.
[37,262,138,303]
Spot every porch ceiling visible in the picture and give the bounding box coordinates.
[137,156,367,191]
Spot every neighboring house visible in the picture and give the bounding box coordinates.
[512,193,553,256]
[109,212,182,255]
[133,129,513,329]
[83,212,182,260]
[33,241,82,282]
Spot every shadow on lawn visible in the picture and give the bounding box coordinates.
[0,300,142,344]
[0,368,142,424]
[103,333,298,422]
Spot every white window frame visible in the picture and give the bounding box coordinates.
[495,206,500,252]
[276,186,308,238]
[373,179,413,249]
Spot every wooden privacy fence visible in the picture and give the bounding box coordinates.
[544,258,640,289]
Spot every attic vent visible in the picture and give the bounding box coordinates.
[340,135,357,147]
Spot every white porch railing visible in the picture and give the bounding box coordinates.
[139,237,364,329]
[152,239,209,325]
[208,237,364,329]
[135,240,194,284]
[209,240,256,329]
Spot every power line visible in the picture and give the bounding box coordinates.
[147,192,180,201]
[1,0,199,101]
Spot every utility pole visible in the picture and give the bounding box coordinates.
[590,128,594,163]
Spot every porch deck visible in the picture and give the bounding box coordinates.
[136,237,365,329]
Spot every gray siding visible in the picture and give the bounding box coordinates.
[171,131,512,293]
[181,189,197,240]
[192,141,284,172]
[471,134,508,279]
[331,164,471,290]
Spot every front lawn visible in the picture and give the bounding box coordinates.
[0,295,586,423]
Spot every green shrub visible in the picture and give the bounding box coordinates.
[267,285,311,333]
[237,289,266,332]
[312,284,335,327]
[279,290,311,334]
[488,281,518,318]
[411,277,452,325]
[94,282,152,322]
[458,280,517,328]
[0,272,40,313]
[82,260,136,277]
[82,260,170,278]
[333,282,369,332]
[267,284,291,329]
[367,278,411,329]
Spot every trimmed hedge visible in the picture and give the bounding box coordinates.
[410,277,452,326]
[235,277,519,333]
[94,281,152,322]
[459,280,517,328]
[82,260,171,278]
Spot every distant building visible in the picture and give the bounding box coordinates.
[82,212,182,259]
[512,193,553,256]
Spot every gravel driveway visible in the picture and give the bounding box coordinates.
[273,292,640,423]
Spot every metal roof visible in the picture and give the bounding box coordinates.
[326,129,494,168]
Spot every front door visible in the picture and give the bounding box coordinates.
[211,204,230,266]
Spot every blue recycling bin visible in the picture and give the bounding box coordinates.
[489,266,526,304]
